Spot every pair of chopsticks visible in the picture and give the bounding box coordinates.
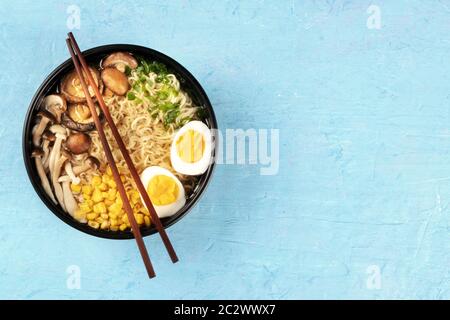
[66,32,178,278]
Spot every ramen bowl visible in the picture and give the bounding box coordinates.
[23,44,217,239]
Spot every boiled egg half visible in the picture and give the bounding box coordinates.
[140,166,186,218]
[170,121,212,175]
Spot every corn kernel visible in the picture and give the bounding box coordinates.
[88,221,100,229]
[121,215,129,224]
[93,205,100,214]
[131,191,140,204]
[106,166,113,176]
[98,203,107,214]
[101,220,110,230]
[110,218,118,226]
[108,202,122,215]
[107,179,116,189]
[91,176,102,186]
[93,202,107,214]
[92,188,103,203]
[144,216,151,227]
[110,225,119,231]
[119,223,127,231]
[133,202,141,210]
[99,183,108,191]
[74,209,86,222]
[95,217,103,223]
[102,175,109,184]
[71,183,81,193]
[86,213,99,220]
[135,213,144,225]
[82,185,93,195]
[104,199,114,206]
[107,189,116,201]
[79,202,91,213]
[108,212,118,219]
[100,213,109,220]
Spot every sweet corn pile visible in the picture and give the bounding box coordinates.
[71,167,151,231]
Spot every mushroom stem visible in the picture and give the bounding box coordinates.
[42,130,56,171]
[32,118,50,146]
[42,140,50,170]
[65,161,80,185]
[60,176,78,217]
[32,111,56,146]
[58,175,70,183]
[33,152,57,204]
[48,125,67,177]
[72,165,90,175]
[48,134,63,177]
[51,151,69,211]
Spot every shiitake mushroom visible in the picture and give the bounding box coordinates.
[101,67,129,96]
[61,103,103,132]
[101,52,138,73]
[65,132,91,155]
[60,67,103,103]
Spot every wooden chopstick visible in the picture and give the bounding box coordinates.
[67,33,179,263]
[66,38,156,278]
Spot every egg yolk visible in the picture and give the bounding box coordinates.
[146,175,179,206]
[176,129,205,163]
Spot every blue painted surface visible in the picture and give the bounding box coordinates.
[0,0,449,299]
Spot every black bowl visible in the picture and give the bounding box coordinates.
[23,44,217,239]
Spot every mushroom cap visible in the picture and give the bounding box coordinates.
[61,103,103,132]
[31,148,45,157]
[42,130,56,142]
[49,124,67,135]
[42,94,67,123]
[60,67,103,103]
[102,52,138,72]
[65,132,92,155]
[101,67,129,96]
[37,110,56,123]
[68,103,92,122]
[86,156,100,169]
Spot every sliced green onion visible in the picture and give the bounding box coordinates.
[124,65,132,76]
[127,92,136,100]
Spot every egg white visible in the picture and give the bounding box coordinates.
[170,121,212,175]
[140,166,186,218]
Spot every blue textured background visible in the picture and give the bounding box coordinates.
[0,0,449,299]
